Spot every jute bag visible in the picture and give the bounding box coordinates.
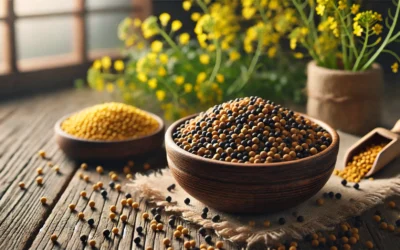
[307,61,383,135]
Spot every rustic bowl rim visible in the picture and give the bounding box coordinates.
[54,108,164,144]
[166,112,339,168]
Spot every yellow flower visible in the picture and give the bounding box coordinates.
[191,12,201,21]
[351,4,360,14]
[116,79,125,88]
[159,13,171,26]
[179,33,190,45]
[159,53,168,64]
[137,73,148,82]
[338,1,346,10]
[207,44,216,52]
[221,41,230,50]
[95,78,104,91]
[133,18,141,27]
[269,0,278,10]
[125,37,135,47]
[184,83,193,93]
[373,12,382,21]
[372,24,383,35]
[242,7,256,19]
[216,74,224,83]
[182,1,191,11]
[294,52,304,59]
[353,22,363,36]
[290,38,297,50]
[196,72,207,84]
[114,60,124,71]
[151,40,163,53]
[101,56,111,70]
[171,20,182,31]
[175,76,185,85]
[267,46,277,58]
[156,90,166,101]
[199,54,210,65]
[136,41,145,50]
[316,4,325,16]
[93,60,101,70]
[142,16,159,38]
[229,51,241,61]
[242,0,254,7]
[106,83,114,93]
[158,66,167,76]
[148,78,157,89]
[197,34,207,48]
[392,62,399,73]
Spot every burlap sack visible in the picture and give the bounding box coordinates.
[307,61,383,135]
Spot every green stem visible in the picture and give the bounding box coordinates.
[382,49,400,61]
[158,28,181,54]
[195,0,209,14]
[388,31,400,43]
[208,40,222,83]
[362,0,400,70]
[353,26,369,71]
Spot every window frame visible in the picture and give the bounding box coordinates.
[0,0,151,98]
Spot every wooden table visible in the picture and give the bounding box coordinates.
[0,89,399,250]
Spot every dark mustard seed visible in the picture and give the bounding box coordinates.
[103,229,110,238]
[205,235,212,243]
[199,227,206,236]
[201,212,207,219]
[168,219,175,227]
[109,181,115,188]
[203,207,209,213]
[395,219,400,227]
[156,207,162,214]
[341,179,347,186]
[354,183,360,189]
[87,218,95,226]
[134,237,141,245]
[184,198,190,205]
[212,215,220,222]
[166,196,172,202]
[375,210,382,216]
[155,214,161,222]
[150,208,157,215]
[278,218,286,225]
[167,184,176,191]
[136,226,143,234]
[80,234,88,243]
[335,193,342,199]
[297,216,304,222]
[101,190,107,198]
[125,193,132,199]
[328,192,334,198]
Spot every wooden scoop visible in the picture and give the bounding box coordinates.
[344,120,400,177]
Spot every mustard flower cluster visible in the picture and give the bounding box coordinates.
[290,0,400,72]
[87,0,306,121]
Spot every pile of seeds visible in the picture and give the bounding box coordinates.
[61,102,159,141]
[334,143,387,183]
[173,97,332,163]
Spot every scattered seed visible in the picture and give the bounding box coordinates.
[189,240,196,247]
[87,218,95,226]
[297,216,304,222]
[37,167,43,175]
[111,174,118,181]
[126,174,133,179]
[136,226,143,234]
[103,229,110,238]
[80,191,87,198]
[199,227,206,235]
[142,212,149,219]
[83,175,89,182]
[335,193,342,199]
[184,198,190,205]
[157,223,164,230]
[263,220,271,227]
[97,181,103,188]
[89,200,95,208]
[316,198,324,206]
[372,215,381,222]
[134,236,141,244]
[163,238,170,246]
[101,190,107,198]
[328,192,334,198]
[80,234,88,243]
[174,230,182,238]
[182,228,189,235]
[132,202,139,209]
[167,184,176,191]
[184,241,191,249]
[311,239,319,247]
[112,227,119,234]
[388,224,395,232]
[89,239,96,247]
[127,198,134,206]
[144,163,151,170]
[365,240,374,249]
[177,225,183,231]
[151,224,157,231]
[36,177,43,185]
[341,179,347,186]
[380,222,388,230]
[96,166,103,174]
[50,234,58,242]
[120,214,128,222]
[53,165,60,172]
[40,197,47,204]
[166,196,172,202]
[78,212,84,220]
[278,217,286,225]
[201,213,207,219]
[212,215,220,222]
[69,204,76,211]
[353,183,360,190]
[388,201,396,208]
[216,241,223,248]
[92,184,99,191]
[18,182,25,189]
[168,219,175,227]
[38,150,46,158]
[155,214,161,222]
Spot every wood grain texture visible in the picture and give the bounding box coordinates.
[54,112,165,161]
[165,114,340,213]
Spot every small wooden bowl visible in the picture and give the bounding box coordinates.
[166,113,340,213]
[55,111,165,161]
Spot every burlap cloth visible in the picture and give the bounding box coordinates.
[129,131,400,247]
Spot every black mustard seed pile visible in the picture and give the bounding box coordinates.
[173,97,332,163]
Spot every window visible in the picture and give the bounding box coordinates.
[0,0,151,97]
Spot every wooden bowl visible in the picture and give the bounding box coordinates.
[55,111,165,161]
[165,113,340,213]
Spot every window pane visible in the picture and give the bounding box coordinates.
[16,17,73,59]
[87,13,126,50]
[15,0,74,15]
[87,0,131,10]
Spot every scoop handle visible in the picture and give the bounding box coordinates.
[392,120,400,134]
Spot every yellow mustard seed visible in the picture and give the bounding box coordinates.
[365,240,374,249]
[190,240,196,247]
[69,204,76,211]
[112,227,119,234]
[150,219,157,225]
[127,198,133,205]
[120,214,128,222]
[47,162,53,167]
[111,174,118,181]
[157,223,164,230]
[142,212,149,219]
[38,150,46,158]
[200,244,207,249]
[123,166,131,174]
[109,171,116,177]
[89,239,96,247]
[330,246,338,250]
[40,197,47,204]
[184,241,191,249]
[132,202,139,209]
[126,174,133,179]
[343,244,351,250]
[80,163,88,170]
[215,241,223,248]
[127,160,134,167]
[349,236,357,245]
[115,184,122,191]
[96,166,103,174]
[182,228,189,235]
[163,238,170,246]
[388,201,396,209]
[92,184,99,191]
[167,248,173,250]
[89,200,95,208]
[61,102,159,141]
[109,212,116,220]
[18,182,25,189]
[78,212,85,220]
[50,234,58,242]
[151,224,157,231]
[36,176,43,185]
[37,167,43,175]
[316,198,324,206]
[173,230,182,238]
[80,191,87,197]
[373,215,381,222]
[176,225,184,231]
[380,222,388,230]
[53,165,60,172]
[144,163,151,170]
[78,172,84,179]
[388,224,395,232]
[263,220,271,227]
[110,205,117,212]
[207,247,215,250]
[121,199,127,206]
[83,175,89,182]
